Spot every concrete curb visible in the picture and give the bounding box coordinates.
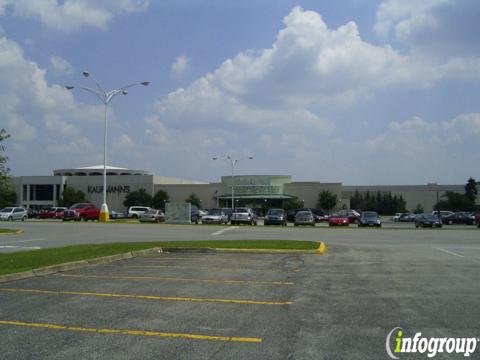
[0,243,327,283]
[0,247,163,284]
[159,241,328,255]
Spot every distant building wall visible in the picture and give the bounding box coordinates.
[284,182,343,208]
[342,185,465,212]
[154,183,222,209]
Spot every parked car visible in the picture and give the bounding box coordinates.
[431,210,454,220]
[415,214,442,228]
[139,209,165,223]
[27,208,38,219]
[358,211,382,227]
[53,207,67,219]
[391,213,402,222]
[264,208,287,226]
[221,208,233,221]
[294,210,315,227]
[398,213,417,222]
[475,212,480,228]
[38,207,60,219]
[286,209,300,222]
[336,209,361,224]
[198,209,208,217]
[442,212,475,225]
[201,208,229,224]
[0,207,28,221]
[63,203,100,221]
[298,208,326,223]
[328,212,350,226]
[127,206,152,219]
[230,207,257,225]
[109,210,127,219]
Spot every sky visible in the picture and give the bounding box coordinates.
[1,0,479,185]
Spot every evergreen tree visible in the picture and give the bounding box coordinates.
[185,193,201,208]
[152,190,169,209]
[58,186,86,207]
[123,188,153,208]
[465,177,477,203]
[0,129,17,208]
[317,190,338,211]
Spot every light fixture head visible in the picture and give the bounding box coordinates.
[82,71,90,77]
[65,85,74,90]
[141,81,150,86]
[122,90,128,95]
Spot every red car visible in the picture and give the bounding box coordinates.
[475,212,480,228]
[38,207,66,219]
[63,203,100,221]
[328,213,350,226]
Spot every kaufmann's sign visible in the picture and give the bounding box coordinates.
[222,175,291,196]
[87,185,131,194]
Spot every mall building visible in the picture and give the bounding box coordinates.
[12,165,465,212]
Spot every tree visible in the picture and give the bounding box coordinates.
[283,197,304,210]
[464,177,477,203]
[0,129,17,208]
[317,190,338,211]
[413,203,424,214]
[152,189,169,209]
[435,191,474,212]
[185,193,201,208]
[123,188,152,208]
[58,186,86,207]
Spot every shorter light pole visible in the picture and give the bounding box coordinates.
[212,155,253,211]
[66,71,150,222]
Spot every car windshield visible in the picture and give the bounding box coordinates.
[71,204,86,209]
[208,209,223,215]
[145,209,157,214]
[424,215,438,220]
[235,208,248,213]
[296,211,311,216]
[362,212,377,218]
[1,207,13,212]
[267,209,284,215]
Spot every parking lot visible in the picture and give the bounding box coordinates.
[1,222,480,359]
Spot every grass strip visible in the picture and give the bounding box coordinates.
[0,229,19,235]
[0,240,319,275]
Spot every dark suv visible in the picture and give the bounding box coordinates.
[190,204,200,224]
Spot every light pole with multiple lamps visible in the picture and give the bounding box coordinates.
[212,155,253,210]
[66,71,150,222]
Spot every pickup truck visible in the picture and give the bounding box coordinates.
[63,203,100,221]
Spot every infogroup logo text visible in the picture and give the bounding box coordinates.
[386,327,478,359]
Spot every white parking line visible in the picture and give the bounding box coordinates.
[433,247,465,258]
[0,246,41,250]
[5,238,45,245]
[211,227,239,236]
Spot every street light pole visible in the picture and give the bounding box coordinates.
[66,71,150,222]
[212,155,253,210]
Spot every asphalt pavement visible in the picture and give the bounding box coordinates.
[0,220,479,359]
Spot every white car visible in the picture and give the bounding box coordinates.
[127,206,152,219]
[201,209,228,224]
[0,207,28,221]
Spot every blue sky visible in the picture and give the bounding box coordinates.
[1,0,479,185]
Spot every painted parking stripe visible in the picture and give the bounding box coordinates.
[123,265,275,272]
[211,226,238,236]
[0,288,293,306]
[0,246,41,250]
[57,273,294,286]
[433,247,465,258]
[4,238,45,244]
[0,320,261,343]
[143,256,271,263]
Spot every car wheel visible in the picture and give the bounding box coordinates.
[8,216,13,221]
[22,216,26,221]
[448,220,453,225]
[132,214,138,219]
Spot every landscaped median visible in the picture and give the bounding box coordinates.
[0,228,23,235]
[0,240,327,280]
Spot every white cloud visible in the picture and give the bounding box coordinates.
[170,55,190,78]
[0,0,149,32]
[0,36,107,174]
[49,55,74,76]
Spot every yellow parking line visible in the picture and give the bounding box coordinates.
[123,265,273,272]
[57,273,294,286]
[145,256,270,263]
[0,320,261,343]
[0,288,293,306]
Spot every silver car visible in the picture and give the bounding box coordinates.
[201,208,229,224]
[139,209,165,223]
[294,210,315,227]
[0,207,28,221]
